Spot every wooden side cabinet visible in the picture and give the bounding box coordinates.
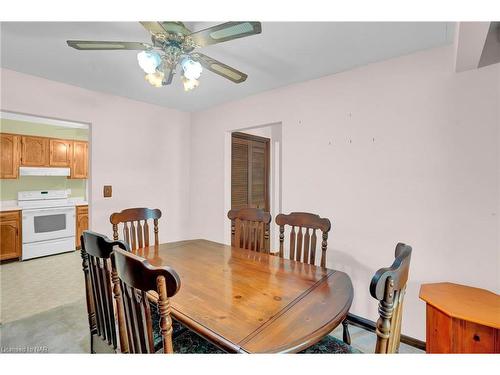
[21,135,50,167]
[76,205,89,249]
[70,141,88,179]
[0,133,20,179]
[420,283,500,353]
[0,210,22,261]
[49,138,72,167]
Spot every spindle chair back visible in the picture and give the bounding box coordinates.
[110,208,161,250]
[370,243,412,353]
[275,212,331,267]
[80,230,129,353]
[113,248,181,353]
[227,207,272,253]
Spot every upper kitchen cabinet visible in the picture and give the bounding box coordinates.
[21,135,49,167]
[0,133,20,179]
[70,141,88,179]
[49,139,72,167]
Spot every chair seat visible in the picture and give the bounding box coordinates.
[300,335,361,354]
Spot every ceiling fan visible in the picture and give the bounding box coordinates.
[67,21,262,91]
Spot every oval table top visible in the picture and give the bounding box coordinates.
[134,239,353,353]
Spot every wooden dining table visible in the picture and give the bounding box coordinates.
[133,239,353,353]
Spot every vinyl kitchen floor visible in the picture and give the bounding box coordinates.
[0,250,85,324]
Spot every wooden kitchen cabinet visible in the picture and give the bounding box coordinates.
[76,205,88,249]
[0,133,20,179]
[49,138,72,167]
[420,283,500,353]
[1,133,88,179]
[21,135,49,167]
[0,210,22,261]
[70,141,88,179]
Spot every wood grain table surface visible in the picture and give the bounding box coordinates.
[133,239,353,353]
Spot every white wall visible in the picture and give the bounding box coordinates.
[1,68,191,241]
[189,45,500,340]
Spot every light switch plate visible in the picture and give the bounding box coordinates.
[103,185,112,198]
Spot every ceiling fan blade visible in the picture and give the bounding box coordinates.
[189,21,261,47]
[140,22,168,35]
[190,52,247,83]
[140,21,191,36]
[159,22,191,35]
[67,40,151,50]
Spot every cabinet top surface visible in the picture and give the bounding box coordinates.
[0,132,88,143]
[419,282,500,328]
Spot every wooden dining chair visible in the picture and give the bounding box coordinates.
[110,207,162,250]
[275,212,331,267]
[227,207,272,253]
[112,247,181,353]
[110,207,188,333]
[80,230,130,353]
[301,242,413,354]
[370,242,412,353]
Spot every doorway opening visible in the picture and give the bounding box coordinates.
[0,110,91,261]
[224,122,282,251]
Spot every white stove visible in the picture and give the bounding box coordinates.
[18,190,76,260]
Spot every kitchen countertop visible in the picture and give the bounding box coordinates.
[1,198,88,211]
[68,198,88,206]
[0,200,21,211]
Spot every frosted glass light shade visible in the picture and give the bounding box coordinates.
[145,71,165,87]
[182,76,199,91]
[181,58,203,80]
[137,51,161,74]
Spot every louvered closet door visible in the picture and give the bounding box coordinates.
[231,137,250,210]
[250,140,267,209]
[231,133,269,211]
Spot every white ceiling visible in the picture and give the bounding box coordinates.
[1,22,454,112]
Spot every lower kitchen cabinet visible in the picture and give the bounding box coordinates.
[76,205,88,249]
[0,210,22,261]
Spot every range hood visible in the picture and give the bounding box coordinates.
[19,167,71,177]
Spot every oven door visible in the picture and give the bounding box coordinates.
[22,206,76,243]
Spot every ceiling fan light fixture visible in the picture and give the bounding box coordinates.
[68,21,261,90]
[137,50,162,74]
[181,58,203,80]
[145,71,165,87]
[182,76,199,92]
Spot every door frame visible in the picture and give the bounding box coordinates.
[231,131,270,212]
[223,122,282,248]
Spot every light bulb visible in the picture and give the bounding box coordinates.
[145,71,165,87]
[181,58,202,80]
[182,76,199,91]
[137,51,161,74]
